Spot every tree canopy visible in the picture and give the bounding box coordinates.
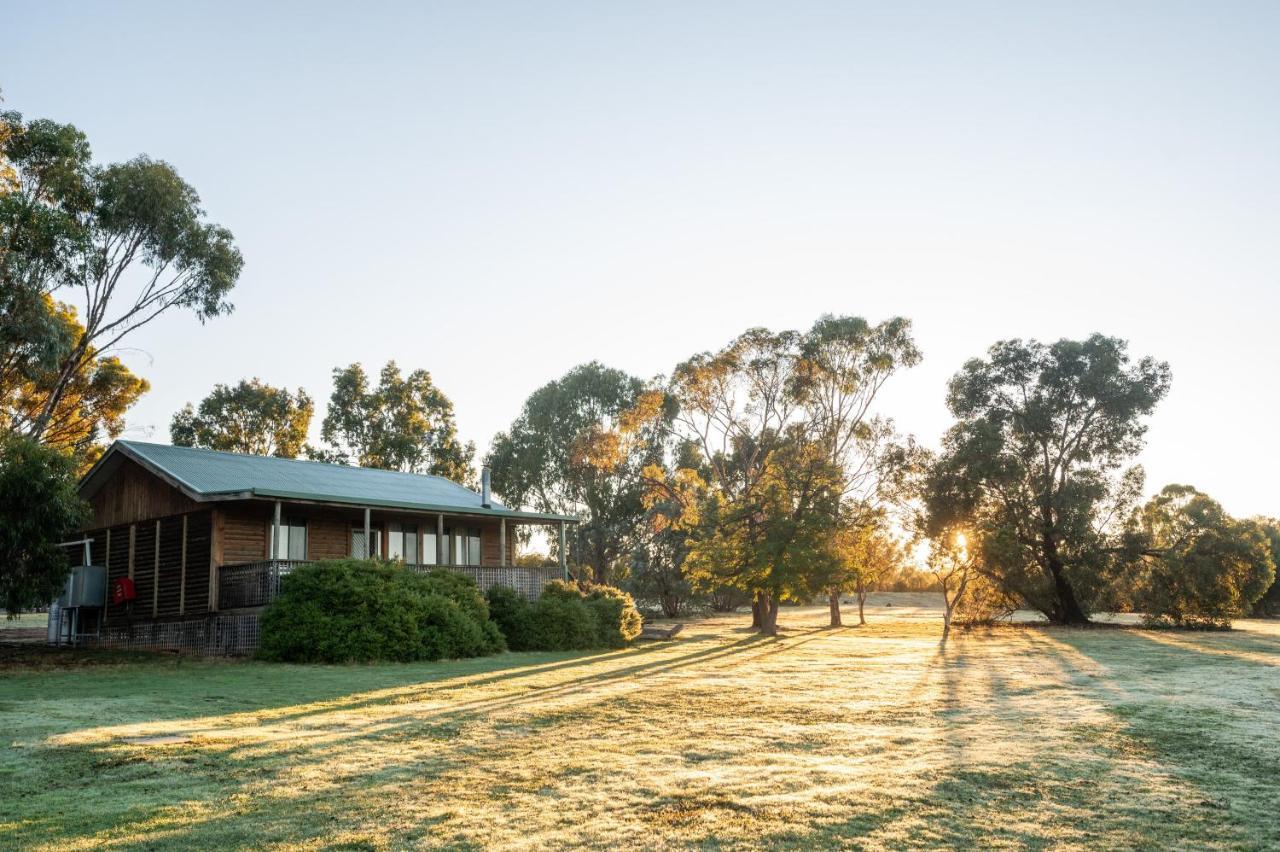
[0,109,242,446]
[925,334,1171,625]
[0,434,89,613]
[487,362,668,584]
[315,361,474,483]
[658,316,920,633]
[2,295,148,473]
[1121,485,1275,628]
[171,378,313,458]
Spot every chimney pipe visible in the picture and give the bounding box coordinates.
[481,465,492,508]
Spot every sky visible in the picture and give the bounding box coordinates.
[5,1,1279,518]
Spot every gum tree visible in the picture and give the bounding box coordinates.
[315,361,474,483]
[927,334,1170,625]
[171,378,313,458]
[0,110,242,443]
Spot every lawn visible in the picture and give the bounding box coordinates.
[2,597,1278,849]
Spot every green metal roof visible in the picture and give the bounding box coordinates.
[82,440,574,522]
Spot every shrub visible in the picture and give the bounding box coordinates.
[526,594,600,651]
[583,584,644,648]
[259,559,504,663]
[485,581,643,651]
[486,583,535,651]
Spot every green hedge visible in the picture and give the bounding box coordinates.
[258,560,505,663]
[487,580,643,652]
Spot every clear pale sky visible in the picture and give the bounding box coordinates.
[6,1,1278,518]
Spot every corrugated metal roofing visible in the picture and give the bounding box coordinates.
[94,440,573,521]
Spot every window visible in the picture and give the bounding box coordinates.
[350,526,383,559]
[422,529,438,565]
[451,526,482,567]
[270,518,307,560]
[388,522,419,564]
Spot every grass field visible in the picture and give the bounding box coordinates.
[2,596,1279,849]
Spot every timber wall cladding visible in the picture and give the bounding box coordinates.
[90,457,198,528]
[156,518,184,617]
[309,516,349,560]
[222,508,270,563]
[184,511,212,615]
[105,524,130,624]
[132,522,156,617]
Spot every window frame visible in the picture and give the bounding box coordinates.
[269,517,308,561]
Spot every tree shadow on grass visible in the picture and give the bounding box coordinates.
[5,632,792,846]
[749,628,1261,850]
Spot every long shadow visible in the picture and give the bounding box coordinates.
[1023,628,1275,848]
[9,628,813,846]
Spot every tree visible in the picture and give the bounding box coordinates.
[1252,520,1280,617]
[1,110,242,443]
[927,335,1171,625]
[659,319,918,633]
[683,429,844,636]
[487,362,667,585]
[315,361,474,482]
[830,523,903,626]
[171,378,313,458]
[2,296,148,473]
[792,315,922,625]
[927,528,979,645]
[1122,485,1275,628]
[0,434,90,613]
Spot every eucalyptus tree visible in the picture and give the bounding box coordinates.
[0,109,242,443]
[926,334,1171,625]
[664,327,802,629]
[1253,520,1280,616]
[171,378,313,458]
[792,314,922,624]
[316,362,474,483]
[664,318,921,631]
[487,362,668,585]
[1122,485,1275,627]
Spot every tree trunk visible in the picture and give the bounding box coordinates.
[751,590,764,629]
[828,587,842,627]
[857,590,867,625]
[759,591,779,636]
[1041,505,1090,626]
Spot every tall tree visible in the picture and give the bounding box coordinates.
[0,109,242,443]
[316,361,474,482]
[487,362,667,584]
[660,319,918,633]
[171,378,313,458]
[927,335,1171,625]
[0,434,89,613]
[792,314,921,624]
[1122,485,1275,628]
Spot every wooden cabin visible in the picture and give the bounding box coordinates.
[73,440,574,653]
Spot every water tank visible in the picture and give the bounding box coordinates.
[63,565,107,608]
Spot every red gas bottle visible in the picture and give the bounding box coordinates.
[111,576,136,605]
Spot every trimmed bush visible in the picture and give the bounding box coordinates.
[485,583,535,650]
[584,584,644,648]
[259,559,505,663]
[486,581,643,651]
